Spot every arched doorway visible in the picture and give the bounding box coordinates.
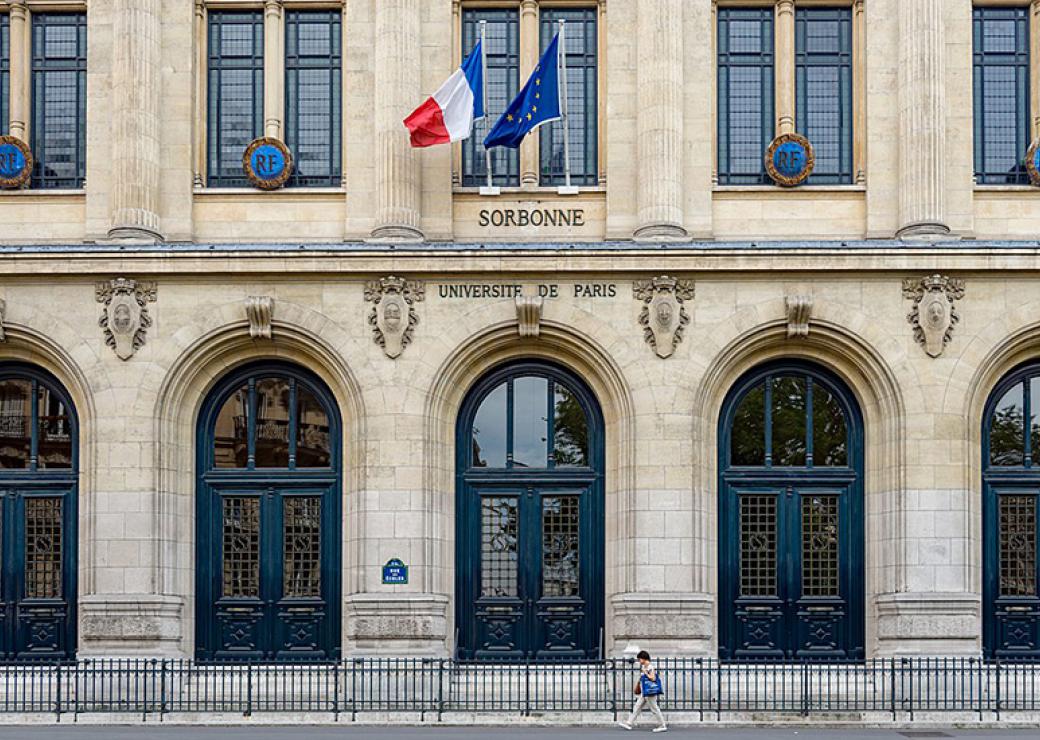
[0,363,78,659]
[456,361,604,660]
[718,361,864,660]
[983,363,1040,658]
[195,361,341,661]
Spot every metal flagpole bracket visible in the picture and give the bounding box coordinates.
[556,19,579,196]
[479,21,501,196]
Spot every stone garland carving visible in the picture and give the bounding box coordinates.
[785,294,813,338]
[95,278,157,361]
[245,296,275,340]
[0,298,6,342]
[632,276,695,359]
[515,296,543,338]
[364,276,424,359]
[902,274,965,358]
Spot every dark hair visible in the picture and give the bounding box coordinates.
[637,650,651,661]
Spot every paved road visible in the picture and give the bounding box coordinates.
[0,728,1035,739]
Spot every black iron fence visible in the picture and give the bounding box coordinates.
[0,657,1037,721]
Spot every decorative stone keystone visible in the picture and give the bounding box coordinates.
[785,295,813,338]
[633,276,695,359]
[515,296,543,338]
[245,296,275,340]
[0,298,6,342]
[95,278,157,361]
[364,276,424,358]
[902,274,965,358]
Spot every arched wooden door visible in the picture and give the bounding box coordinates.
[456,362,604,660]
[983,363,1040,658]
[195,362,341,661]
[0,363,78,660]
[719,361,864,660]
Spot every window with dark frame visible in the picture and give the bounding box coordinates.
[717,7,774,185]
[461,9,520,188]
[207,11,264,188]
[284,10,342,188]
[1,14,9,137]
[796,7,853,185]
[30,13,86,189]
[973,6,1031,185]
[539,7,598,187]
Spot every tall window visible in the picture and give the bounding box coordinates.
[796,8,853,185]
[461,9,520,187]
[30,13,86,189]
[207,12,264,187]
[1,13,9,137]
[285,10,342,187]
[717,8,774,185]
[973,6,1031,185]
[540,8,598,187]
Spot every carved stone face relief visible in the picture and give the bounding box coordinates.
[364,276,424,359]
[96,278,157,360]
[902,274,965,358]
[633,276,695,359]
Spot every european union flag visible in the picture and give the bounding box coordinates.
[484,32,561,149]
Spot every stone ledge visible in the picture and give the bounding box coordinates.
[610,591,713,656]
[875,592,981,656]
[79,594,184,656]
[344,592,450,655]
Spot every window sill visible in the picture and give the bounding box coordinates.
[974,185,1039,193]
[453,185,606,196]
[713,184,866,193]
[193,187,346,196]
[0,189,86,197]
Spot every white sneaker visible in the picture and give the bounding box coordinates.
[653,727,669,733]
[618,721,632,730]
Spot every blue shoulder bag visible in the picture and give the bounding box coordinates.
[640,669,663,697]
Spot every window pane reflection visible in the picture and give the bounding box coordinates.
[296,386,331,467]
[731,384,766,466]
[812,383,848,467]
[0,379,32,469]
[472,381,507,468]
[553,383,588,467]
[772,376,807,466]
[512,376,548,468]
[990,382,1025,466]
[255,377,291,467]
[213,384,249,468]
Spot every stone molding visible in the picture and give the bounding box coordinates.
[515,295,543,338]
[95,277,157,360]
[875,592,981,656]
[364,276,424,358]
[344,593,450,655]
[0,298,6,343]
[902,274,965,358]
[610,592,713,656]
[785,294,813,338]
[244,295,275,340]
[79,594,185,657]
[633,275,695,358]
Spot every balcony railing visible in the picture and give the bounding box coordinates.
[0,657,1037,721]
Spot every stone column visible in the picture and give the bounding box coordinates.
[853,0,866,183]
[774,0,795,136]
[633,0,686,239]
[896,0,950,238]
[371,0,423,241]
[194,0,206,188]
[7,0,29,141]
[107,0,164,242]
[519,0,539,188]
[263,0,284,139]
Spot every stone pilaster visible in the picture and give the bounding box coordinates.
[107,0,164,242]
[193,0,206,188]
[7,0,28,141]
[371,0,423,241]
[853,0,866,183]
[263,0,284,139]
[774,0,795,135]
[519,0,539,188]
[1031,0,1040,138]
[897,0,950,238]
[633,0,687,239]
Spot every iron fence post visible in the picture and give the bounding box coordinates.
[160,659,168,722]
[141,659,149,722]
[245,661,253,718]
[54,658,62,722]
[437,659,444,722]
[889,658,896,721]
[524,658,530,717]
[715,658,722,722]
[800,659,809,717]
[994,656,1001,721]
[905,658,914,722]
[610,658,617,722]
[332,659,340,722]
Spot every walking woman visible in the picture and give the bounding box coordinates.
[618,650,667,732]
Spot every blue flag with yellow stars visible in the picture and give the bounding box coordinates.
[484,32,561,149]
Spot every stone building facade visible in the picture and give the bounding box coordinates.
[0,0,1039,663]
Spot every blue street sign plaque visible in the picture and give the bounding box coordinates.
[243,137,293,190]
[0,136,33,189]
[382,558,408,585]
[765,132,815,187]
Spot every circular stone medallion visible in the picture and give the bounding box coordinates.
[765,132,815,187]
[243,137,293,190]
[0,136,34,189]
[1025,139,1040,187]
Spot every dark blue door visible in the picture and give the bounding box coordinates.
[0,364,78,660]
[196,363,341,661]
[719,362,864,660]
[983,364,1040,658]
[456,362,604,660]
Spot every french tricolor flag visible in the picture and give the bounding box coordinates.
[404,41,484,148]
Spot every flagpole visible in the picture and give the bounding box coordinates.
[479,21,498,195]
[557,19,577,195]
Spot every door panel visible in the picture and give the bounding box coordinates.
[536,492,585,658]
[732,490,785,658]
[987,488,1040,656]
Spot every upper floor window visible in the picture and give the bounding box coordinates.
[796,7,853,185]
[973,6,1031,185]
[207,11,264,188]
[717,7,774,185]
[459,4,598,189]
[284,10,342,188]
[1,13,9,137]
[31,13,86,190]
